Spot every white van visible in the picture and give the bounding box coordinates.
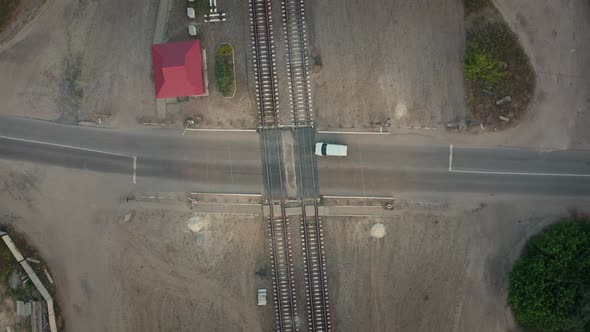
[315,142,348,157]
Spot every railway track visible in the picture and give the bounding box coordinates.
[282,0,331,329]
[300,202,331,332]
[281,0,313,127]
[250,0,280,128]
[268,202,298,332]
[250,1,298,330]
[251,0,330,330]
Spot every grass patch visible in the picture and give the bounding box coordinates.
[463,0,535,129]
[215,43,235,97]
[0,0,19,32]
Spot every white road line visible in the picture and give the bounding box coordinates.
[189,192,263,197]
[323,195,396,200]
[317,131,388,135]
[449,144,453,171]
[184,128,257,133]
[0,135,138,184]
[0,135,133,157]
[449,169,590,177]
[133,157,137,184]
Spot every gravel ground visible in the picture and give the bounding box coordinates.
[0,159,273,332]
[307,0,467,130]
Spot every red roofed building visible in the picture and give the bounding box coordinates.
[152,40,205,99]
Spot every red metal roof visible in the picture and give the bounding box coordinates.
[152,40,205,98]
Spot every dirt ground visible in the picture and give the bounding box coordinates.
[0,0,47,43]
[308,0,468,130]
[0,0,159,126]
[0,0,257,129]
[0,159,273,332]
[324,197,590,331]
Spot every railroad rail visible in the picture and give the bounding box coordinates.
[250,0,280,128]
[281,0,313,127]
[251,1,298,330]
[268,202,298,332]
[300,201,331,331]
[283,0,333,322]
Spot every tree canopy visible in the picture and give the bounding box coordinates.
[508,219,590,332]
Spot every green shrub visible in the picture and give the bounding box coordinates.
[508,219,590,332]
[215,43,235,97]
[464,50,505,86]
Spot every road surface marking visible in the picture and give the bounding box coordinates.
[449,169,590,177]
[132,157,137,184]
[189,192,263,196]
[0,135,138,184]
[449,144,590,177]
[323,195,395,200]
[184,128,257,133]
[449,144,453,171]
[0,135,132,157]
[317,131,388,135]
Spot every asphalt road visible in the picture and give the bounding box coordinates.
[316,133,590,197]
[0,117,263,194]
[1,116,590,197]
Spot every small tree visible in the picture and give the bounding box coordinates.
[508,219,590,332]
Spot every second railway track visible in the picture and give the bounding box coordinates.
[250,0,280,128]
[282,0,313,127]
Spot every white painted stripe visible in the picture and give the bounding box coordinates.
[0,135,138,184]
[323,195,395,200]
[449,144,453,171]
[189,192,262,196]
[184,128,257,133]
[0,135,133,157]
[449,169,590,177]
[317,131,388,135]
[132,156,137,184]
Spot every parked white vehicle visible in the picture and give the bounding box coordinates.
[315,142,348,157]
[257,288,267,306]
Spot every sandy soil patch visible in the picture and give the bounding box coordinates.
[323,197,590,331]
[308,0,467,130]
[0,0,158,127]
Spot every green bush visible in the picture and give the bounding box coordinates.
[215,43,235,97]
[464,50,505,86]
[508,219,590,332]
